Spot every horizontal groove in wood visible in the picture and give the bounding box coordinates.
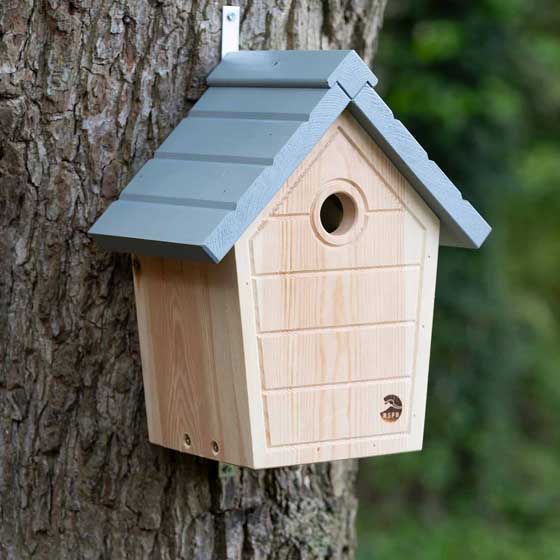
[121,193,238,211]
[263,375,412,394]
[268,208,408,218]
[253,263,421,278]
[207,78,331,89]
[257,319,416,336]
[268,430,410,449]
[189,110,309,122]
[155,152,274,166]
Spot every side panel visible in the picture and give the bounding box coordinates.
[133,252,254,466]
[235,111,440,468]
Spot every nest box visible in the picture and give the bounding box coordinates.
[90,51,490,469]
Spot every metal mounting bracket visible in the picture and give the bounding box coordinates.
[221,6,240,59]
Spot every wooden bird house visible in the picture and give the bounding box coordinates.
[90,51,491,469]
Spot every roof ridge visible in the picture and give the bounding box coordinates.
[207,49,377,95]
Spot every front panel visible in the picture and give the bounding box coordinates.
[235,110,440,468]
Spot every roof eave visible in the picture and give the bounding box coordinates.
[91,233,217,262]
[350,85,491,249]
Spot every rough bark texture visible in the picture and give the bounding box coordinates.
[0,1,386,558]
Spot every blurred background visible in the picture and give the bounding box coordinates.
[357,0,560,558]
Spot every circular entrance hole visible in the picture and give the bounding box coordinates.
[319,192,358,236]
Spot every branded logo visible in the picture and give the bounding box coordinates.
[380,395,402,422]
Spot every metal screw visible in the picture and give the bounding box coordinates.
[183,433,191,448]
[226,11,236,21]
[211,440,220,454]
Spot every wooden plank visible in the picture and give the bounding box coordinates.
[120,158,266,210]
[251,211,423,274]
[259,323,416,389]
[254,267,420,333]
[190,87,328,121]
[261,433,419,468]
[89,199,230,261]
[132,252,254,466]
[207,50,378,93]
[264,379,411,446]
[202,85,351,262]
[155,116,302,165]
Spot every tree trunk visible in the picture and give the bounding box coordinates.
[0,1,386,558]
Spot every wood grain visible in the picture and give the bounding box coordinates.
[265,379,411,446]
[235,110,440,466]
[133,252,254,466]
[272,123,405,215]
[352,86,492,248]
[251,211,424,274]
[254,267,420,333]
[259,323,416,390]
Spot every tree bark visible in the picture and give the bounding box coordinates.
[0,1,386,558]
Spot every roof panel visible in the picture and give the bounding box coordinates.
[155,116,303,165]
[190,87,328,121]
[207,50,377,95]
[89,49,490,262]
[90,200,230,260]
[119,159,266,210]
[208,50,352,88]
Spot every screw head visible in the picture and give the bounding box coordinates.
[226,12,236,21]
[183,433,191,448]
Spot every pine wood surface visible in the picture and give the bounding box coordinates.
[132,110,439,469]
[236,111,440,467]
[133,252,254,466]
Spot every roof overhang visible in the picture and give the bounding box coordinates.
[90,50,491,262]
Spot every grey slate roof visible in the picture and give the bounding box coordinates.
[90,50,491,262]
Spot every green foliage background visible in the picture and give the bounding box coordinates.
[357,1,560,557]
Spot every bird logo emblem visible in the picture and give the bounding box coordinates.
[380,395,402,423]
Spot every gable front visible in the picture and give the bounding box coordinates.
[233,110,441,467]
